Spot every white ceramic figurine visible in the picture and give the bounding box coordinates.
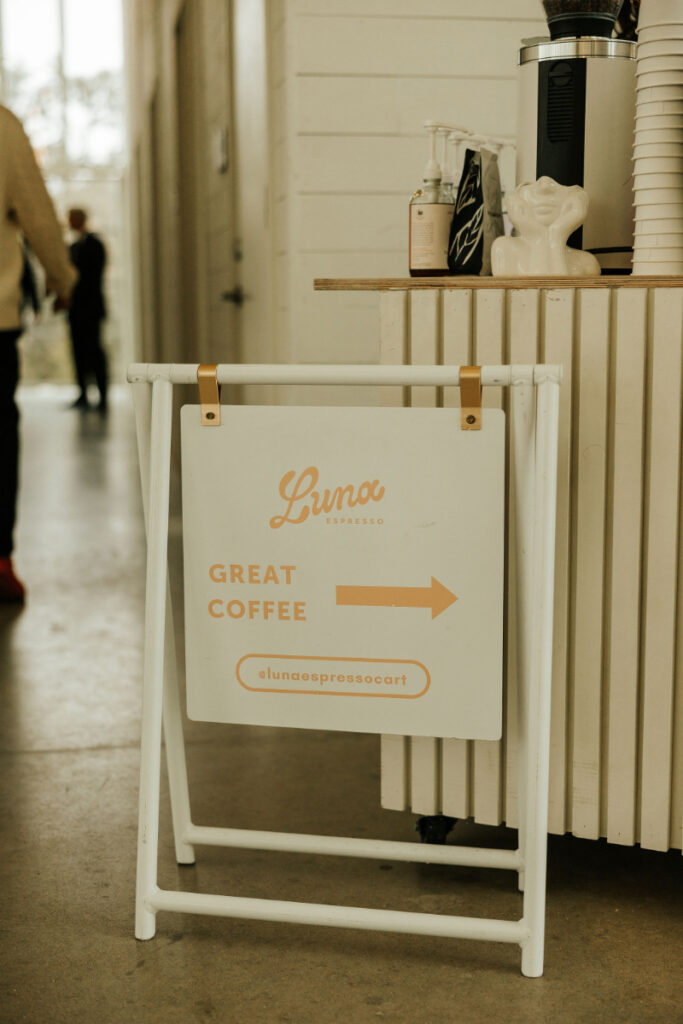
[491,176,601,277]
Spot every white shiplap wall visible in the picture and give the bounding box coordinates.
[274,0,547,396]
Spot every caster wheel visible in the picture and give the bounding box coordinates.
[415,815,457,844]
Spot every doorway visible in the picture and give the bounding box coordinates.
[174,0,247,371]
[175,0,208,364]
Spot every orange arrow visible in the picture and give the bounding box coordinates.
[336,577,458,620]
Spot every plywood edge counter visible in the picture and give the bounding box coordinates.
[314,275,683,291]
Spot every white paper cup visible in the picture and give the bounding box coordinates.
[633,156,683,172]
[633,264,683,276]
[634,115,683,129]
[634,264,683,276]
[635,117,683,131]
[633,193,683,210]
[633,259,683,267]
[635,99,683,114]
[635,117,683,132]
[638,224,683,237]
[634,172,683,187]
[635,132,683,145]
[634,138,683,150]
[637,25,683,42]
[635,207,683,218]
[636,55,683,73]
[637,71,683,87]
[637,85,683,102]
[634,128,683,143]
[633,259,683,268]
[630,266,683,274]
[634,147,683,161]
[637,39,683,57]
[635,217,683,231]
[634,153,683,167]
[635,233,683,246]
[638,96,683,110]
[634,197,683,213]
[632,264,683,275]
[634,205,683,219]
[633,247,683,260]
[633,153,683,169]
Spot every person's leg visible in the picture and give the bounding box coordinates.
[91,317,108,410]
[69,316,90,407]
[0,330,25,601]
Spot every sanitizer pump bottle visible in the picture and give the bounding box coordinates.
[409,123,453,277]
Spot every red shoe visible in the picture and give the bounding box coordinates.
[0,557,26,603]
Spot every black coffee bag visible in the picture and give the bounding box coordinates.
[448,148,504,276]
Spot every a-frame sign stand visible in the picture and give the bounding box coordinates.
[128,362,561,977]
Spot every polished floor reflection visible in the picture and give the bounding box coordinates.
[0,388,681,1024]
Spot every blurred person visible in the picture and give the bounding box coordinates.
[0,104,76,603]
[67,208,108,411]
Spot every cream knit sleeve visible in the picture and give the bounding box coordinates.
[6,110,77,300]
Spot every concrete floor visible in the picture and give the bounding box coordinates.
[1,388,681,1024]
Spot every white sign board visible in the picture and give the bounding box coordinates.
[181,405,505,739]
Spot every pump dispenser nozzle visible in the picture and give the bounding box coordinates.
[423,121,441,182]
[438,128,457,208]
[448,129,472,188]
[438,127,452,186]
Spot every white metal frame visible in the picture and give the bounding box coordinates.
[127,361,561,977]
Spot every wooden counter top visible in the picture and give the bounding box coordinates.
[314,275,683,291]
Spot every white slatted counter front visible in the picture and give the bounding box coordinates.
[315,276,683,853]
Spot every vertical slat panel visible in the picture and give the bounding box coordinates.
[441,288,473,819]
[380,735,409,812]
[504,289,540,829]
[604,288,647,846]
[409,289,441,407]
[673,316,683,848]
[571,289,610,840]
[379,290,410,810]
[542,289,574,836]
[379,290,409,409]
[639,288,683,851]
[672,479,683,848]
[442,289,472,405]
[472,289,506,825]
[672,680,683,851]
[408,289,441,814]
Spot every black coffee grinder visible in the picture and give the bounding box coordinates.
[516,0,636,271]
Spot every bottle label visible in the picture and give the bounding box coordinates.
[409,204,452,271]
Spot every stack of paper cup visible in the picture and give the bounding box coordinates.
[633,0,683,273]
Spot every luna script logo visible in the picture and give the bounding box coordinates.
[269,466,385,528]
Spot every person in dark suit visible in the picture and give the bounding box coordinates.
[67,208,108,411]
